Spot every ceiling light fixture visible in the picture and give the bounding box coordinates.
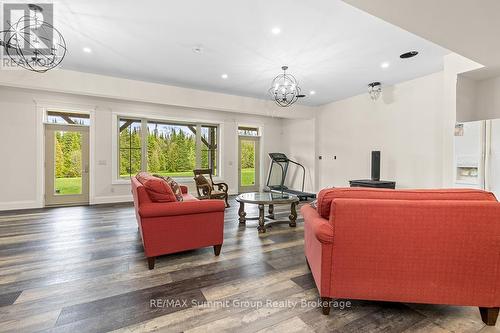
[380,62,390,69]
[83,47,92,53]
[221,73,228,79]
[192,46,203,54]
[310,90,316,95]
[271,27,281,35]
[268,66,306,107]
[368,82,382,101]
[400,51,419,59]
[0,3,67,73]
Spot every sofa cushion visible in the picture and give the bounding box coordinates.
[182,193,198,201]
[136,172,177,203]
[317,187,498,220]
[154,174,183,201]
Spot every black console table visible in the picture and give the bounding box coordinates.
[349,179,396,189]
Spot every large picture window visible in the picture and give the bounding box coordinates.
[119,118,142,179]
[116,116,219,180]
[147,122,196,177]
[201,125,218,175]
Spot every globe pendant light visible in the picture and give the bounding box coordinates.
[268,66,306,107]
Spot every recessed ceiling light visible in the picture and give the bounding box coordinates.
[309,90,316,95]
[221,73,228,79]
[83,47,92,53]
[400,51,419,59]
[271,27,281,35]
[192,46,203,54]
[380,62,390,69]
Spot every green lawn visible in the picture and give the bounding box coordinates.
[147,171,194,177]
[241,168,255,186]
[56,169,256,195]
[55,177,82,195]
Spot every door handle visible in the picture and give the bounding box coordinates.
[83,165,89,173]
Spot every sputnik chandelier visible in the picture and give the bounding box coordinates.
[0,4,66,73]
[268,66,306,107]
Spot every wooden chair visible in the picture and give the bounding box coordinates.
[193,169,229,208]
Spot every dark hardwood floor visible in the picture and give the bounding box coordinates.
[0,197,497,333]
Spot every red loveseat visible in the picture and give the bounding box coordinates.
[131,173,225,269]
[301,187,500,326]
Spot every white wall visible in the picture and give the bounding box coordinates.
[0,69,315,119]
[477,75,500,120]
[456,75,478,122]
[457,73,500,122]
[315,72,445,189]
[442,53,483,186]
[489,119,500,198]
[0,92,39,208]
[453,121,483,188]
[281,118,316,193]
[0,86,286,210]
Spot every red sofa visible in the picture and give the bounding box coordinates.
[131,174,225,269]
[302,187,500,326]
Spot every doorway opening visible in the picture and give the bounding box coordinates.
[238,127,260,193]
[44,111,90,206]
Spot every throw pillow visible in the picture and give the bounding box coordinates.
[136,172,177,202]
[154,175,184,201]
[310,199,318,209]
[194,174,212,189]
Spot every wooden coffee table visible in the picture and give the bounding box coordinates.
[236,192,299,233]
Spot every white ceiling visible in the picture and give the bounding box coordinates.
[343,0,500,80]
[51,0,448,106]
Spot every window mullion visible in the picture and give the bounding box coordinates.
[195,123,202,168]
[141,119,148,172]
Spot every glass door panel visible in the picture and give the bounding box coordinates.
[239,136,260,192]
[54,131,83,195]
[45,124,89,206]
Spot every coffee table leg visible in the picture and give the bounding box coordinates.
[289,202,297,227]
[268,204,275,219]
[238,201,246,224]
[258,204,266,233]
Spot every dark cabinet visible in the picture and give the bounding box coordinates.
[349,179,396,189]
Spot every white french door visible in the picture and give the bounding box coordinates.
[45,124,90,206]
[238,136,260,193]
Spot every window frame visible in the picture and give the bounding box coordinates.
[117,117,145,180]
[237,126,260,137]
[112,113,222,184]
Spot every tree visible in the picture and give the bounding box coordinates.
[241,141,255,168]
[55,134,65,177]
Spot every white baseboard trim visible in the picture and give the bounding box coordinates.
[0,200,42,212]
[92,194,133,205]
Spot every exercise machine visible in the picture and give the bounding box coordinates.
[265,152,316,201]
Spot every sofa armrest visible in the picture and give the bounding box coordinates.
[301,205,334,244]
[180,185,188,194]
[139,199,225,218]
